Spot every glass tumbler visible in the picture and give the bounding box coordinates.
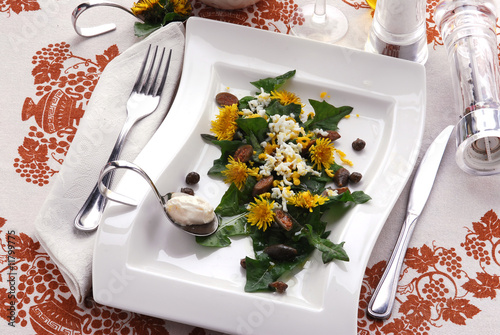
[435,0,500,175]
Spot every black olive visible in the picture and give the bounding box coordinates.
[185,172,200,185]
[352,138,366,151]
[263,244,298,261]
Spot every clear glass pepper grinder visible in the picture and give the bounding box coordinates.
[435,0,500,175]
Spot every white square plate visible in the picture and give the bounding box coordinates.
[93,17,425,335]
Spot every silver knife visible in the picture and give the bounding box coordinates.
[367,125,454,319]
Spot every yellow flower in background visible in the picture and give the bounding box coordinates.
[131,0,192,37]
[172,0,191,15]
[270,90,302,106]
[222,156,260,190]
[288,190,328,212]
[211,104,240,141]
[131,0,162,16]
[247,196,276,231]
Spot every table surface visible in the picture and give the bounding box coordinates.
[1,0,500,334]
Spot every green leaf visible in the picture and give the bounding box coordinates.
[266,100,302,119]
[300,174,329,194]
[351,191,372,204]
[303,99,353,131]
[238,96,256,110]
[250,70,296,93]
[133,22,162,37]
[244,252,311,292]
[215,178,257,217]
[303,224,349,263]
[196,214,249,247]
[244,256,275,292]
[215,184,247,216]
[200,135,243,177]
[246,132,265,163]
[236,117,268,142]
[201,133,217,142]
[327,189,372,205]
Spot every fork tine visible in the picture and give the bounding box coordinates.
[140,45,159,94]
[153,49,172,97]
[132,44,152,93]
[147,47,166,96]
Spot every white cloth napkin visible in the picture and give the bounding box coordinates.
[34,22,186,305]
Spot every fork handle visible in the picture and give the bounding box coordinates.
[74,116,135,231]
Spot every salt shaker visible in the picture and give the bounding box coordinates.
[435,0,500,175]
[365,0,428,63]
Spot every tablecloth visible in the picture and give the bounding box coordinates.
[1,0,499,334]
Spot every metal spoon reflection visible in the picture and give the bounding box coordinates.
[97,160,218,236]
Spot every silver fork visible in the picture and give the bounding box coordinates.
[75,45,172,231]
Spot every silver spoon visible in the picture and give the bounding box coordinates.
[97,160,219,236]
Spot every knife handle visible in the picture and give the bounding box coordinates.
[367,212,419,319]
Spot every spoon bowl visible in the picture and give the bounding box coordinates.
[97,160,219,236]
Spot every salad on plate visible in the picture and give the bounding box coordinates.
[197,70,371,293]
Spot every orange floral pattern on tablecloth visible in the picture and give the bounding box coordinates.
[0,0,40,15]
[0,216,208,334]
[358,210,500,335]
[12,43,119,187]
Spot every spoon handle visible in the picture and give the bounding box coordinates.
[97,160,165,207]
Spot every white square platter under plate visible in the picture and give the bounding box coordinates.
[93,16,426,335]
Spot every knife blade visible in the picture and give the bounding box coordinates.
[367,125,454,319]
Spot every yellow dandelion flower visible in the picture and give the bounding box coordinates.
[270,90,302,106]
[172,0,191,15]
[222,156,260,190]
[288,190,328,212]
[210,104,240,141]
[309,138,335,171]
[247,196,276,231]
[131,0,162,15]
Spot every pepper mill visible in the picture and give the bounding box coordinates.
[436,0,500,175]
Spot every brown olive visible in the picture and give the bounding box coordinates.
[352,138,366,151]
[273,209,294,231]
[333,167,350,187]
[233,144,253,163]
[317,130,341,142]
[240,258,247,269]
[180,187,195,195]
[264,244,298,261]
[185,172,200,185]
[216,92,239,107]
[349,172,362,184]
[269,281,288,293]
[252,175,274,197]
